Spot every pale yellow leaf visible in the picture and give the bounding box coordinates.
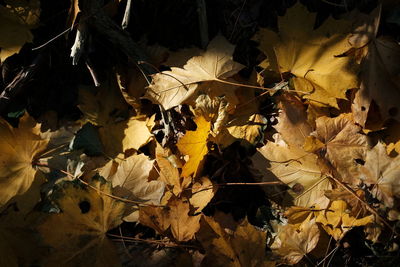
[145,35,244,110]
[105,154,165,222]
[254,2,359,108]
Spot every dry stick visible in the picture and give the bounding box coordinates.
[121,0,132,30]
[108,233,201,249]
[331,176,396,235]
[229,0,247,41]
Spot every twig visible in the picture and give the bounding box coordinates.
[122,0,132,30]
[229,0,247,41]
[0,53,45,113]
[70,22,88,65]
[196,0,209,49]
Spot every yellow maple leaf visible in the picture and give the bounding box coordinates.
[0,113,48,207]
[0,0,40,62]
[254,2,359,108]
[38,178,125,267]
[316,200,374,240]
[145,35,244,110]
[177,116,211,178]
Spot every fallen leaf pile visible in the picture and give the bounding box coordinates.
[1,0,400,266]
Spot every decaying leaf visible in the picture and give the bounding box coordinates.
[177,116,211,178]
[0,113,48,207]
[145,35,244,110]
[197,216,266,267]
[38,178,125,267]
[305,113,369,185]
[271,217,319,265]
[254,2,359,108]
[139,197,201,242]
[102,154,165,222]
[360,142,400,208]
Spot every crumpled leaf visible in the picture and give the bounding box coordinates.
[360,142,400,208]
[177,116,211,178]
[215,87,266,148]
[271,217,319,265]
[0,113,48,207]
[252,140,332,208]
[316,200,374,240]
[304,113,369,185]
[196,216,266,267]
[254,2,359,108]
[0,0,40,62]
[139,197,201,242]
[155,143,187,196]
[37,178,125,267]
[145,35,244,110]
[102,154,165,222]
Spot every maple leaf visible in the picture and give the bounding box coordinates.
[0,0,40,62]
[271,217,319,265]
[78,77,130,127]
[177,116,211,178]
[139,197,201,242]
[99,115,154,158]
[196,216,266,267]
[252,140,332,208]
[0,113,48,207]
[352,37,400,128]
[37,178,125,267]
[254,2,359,108]
[316,200,374,240]
[145,35,244,110]
[304,113,369,185]
[101,154,165,222]
[360,142,400,208]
